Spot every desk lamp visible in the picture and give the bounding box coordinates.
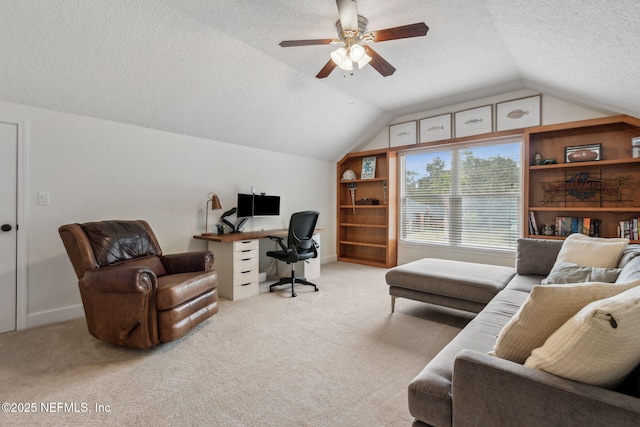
[204,193,222,235]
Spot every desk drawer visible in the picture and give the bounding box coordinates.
[233,239,259,252]
[233,248,258,262]
[234,268,258,285]
[233,255,258,272]
[234,281,259,300]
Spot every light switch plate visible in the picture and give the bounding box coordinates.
[38,192,50,206]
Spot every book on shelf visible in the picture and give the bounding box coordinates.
[618,219,640,240]
[528,211,539,235]
[555,216,600,237]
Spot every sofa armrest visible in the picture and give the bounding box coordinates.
[160,251,214,274]
[452,349,640,427]
[81,265,157,293]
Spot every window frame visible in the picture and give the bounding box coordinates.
[399,135,524,251]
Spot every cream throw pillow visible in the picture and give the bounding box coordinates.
[555,233,628,268]
[489,280,640,364]
[525,285,640,388]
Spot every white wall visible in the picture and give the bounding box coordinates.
[0,100,336,329]
[359,90,610,266]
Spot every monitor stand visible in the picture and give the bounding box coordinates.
[234,217,248,233]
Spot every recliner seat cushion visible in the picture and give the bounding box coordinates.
[156,270,218,310]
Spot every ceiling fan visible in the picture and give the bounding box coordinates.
[279,0,429,78]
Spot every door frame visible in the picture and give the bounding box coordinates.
[0,115,28,331]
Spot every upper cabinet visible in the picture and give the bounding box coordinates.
[524,115,640,242]
[337,148,397,267]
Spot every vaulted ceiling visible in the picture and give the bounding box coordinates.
[1,0,638,161]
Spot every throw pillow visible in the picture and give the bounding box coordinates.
[616,255,640,284]
[542,261,622,285]
[525,285,640,389]
[555,233,628,268]
[489,280,640,364]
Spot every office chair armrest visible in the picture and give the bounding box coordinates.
[268,235,288,251]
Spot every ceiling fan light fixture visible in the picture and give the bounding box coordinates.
[330,47,348,66]
[357,53,372,69]
[338,58,353,71]
[348,43,366,62]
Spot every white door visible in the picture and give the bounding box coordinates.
[0,122,17,333]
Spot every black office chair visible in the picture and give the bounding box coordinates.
[267,211,319,297]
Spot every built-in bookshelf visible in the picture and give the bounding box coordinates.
[336,148,397,268]
[524,115,640,243]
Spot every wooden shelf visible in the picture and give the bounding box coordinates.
[524,115,640,240]
[340,223,387,229]
[337,148,397,268]
[530,157,640,170]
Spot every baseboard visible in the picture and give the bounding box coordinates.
[27,304,85,329]
[321,255,337,264]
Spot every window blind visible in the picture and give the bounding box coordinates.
[400,137,522,250]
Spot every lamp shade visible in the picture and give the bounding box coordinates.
[349,44,366,62]
[210,194,222,210]
[330,47,348,67]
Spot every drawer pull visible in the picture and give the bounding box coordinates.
[241,258,252,261]
[240,283,251,287]
[241,270,252,274]
[241,249,252,252]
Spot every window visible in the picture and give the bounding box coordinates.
[400,136,522,250]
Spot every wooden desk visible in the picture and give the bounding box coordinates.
[193,229,322,301]
[193,229,288,243]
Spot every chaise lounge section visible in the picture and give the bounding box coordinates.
[387,237,640,427]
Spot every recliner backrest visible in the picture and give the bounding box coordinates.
[81,220,161,267]
[59,220,166,279]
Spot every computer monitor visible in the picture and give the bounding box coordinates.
[253,195,280,216]
[236,193,254,218]
[236,193,280,217]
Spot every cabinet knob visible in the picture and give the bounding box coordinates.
[1,224,12,232]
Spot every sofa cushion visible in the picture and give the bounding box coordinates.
[490,280,640,364]
[515,238,563,276]
[408,289,528,427]
[555,233,629,268]
[616,255,640,284]
[525,285,640,388]
[542,262,622,285]
[386,259,515,306]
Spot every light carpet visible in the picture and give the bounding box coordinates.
[0,262,472,426]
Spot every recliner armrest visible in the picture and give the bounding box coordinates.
[452,349,640,426]
[80,265,157,294]
[160,251,214,274]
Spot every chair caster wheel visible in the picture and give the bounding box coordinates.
[292,293,297,297]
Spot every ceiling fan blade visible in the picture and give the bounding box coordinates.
[316,59,338,79]
[336,0,358,31]
[279,39,337,47]
[363,46,396,77]
[369,22,429,42]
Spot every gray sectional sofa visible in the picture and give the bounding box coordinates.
[386,238,640,427]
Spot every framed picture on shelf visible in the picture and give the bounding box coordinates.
[419,114,452,143]
[496,95,541,131]
[454,105,493,138]
[361,156,377,179]
[389,121,417,147]
[565,143,601,162]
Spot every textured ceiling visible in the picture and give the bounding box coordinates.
[0,0,638,161]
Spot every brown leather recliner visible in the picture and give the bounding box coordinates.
[59,220,218,349]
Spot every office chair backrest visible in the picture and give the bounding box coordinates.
[288,210,319,255]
